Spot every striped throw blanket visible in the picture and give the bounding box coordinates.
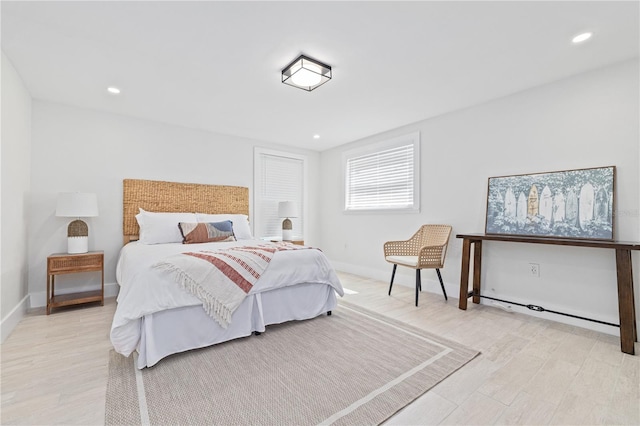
[153,243,310,328]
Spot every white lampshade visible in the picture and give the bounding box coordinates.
[56,193,99,217]
[278,201,298,218]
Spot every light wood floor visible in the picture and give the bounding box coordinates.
[1,272,638,425]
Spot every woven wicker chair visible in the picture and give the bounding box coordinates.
[383,224,452,306]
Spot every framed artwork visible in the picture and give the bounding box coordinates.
[485,166,615,240]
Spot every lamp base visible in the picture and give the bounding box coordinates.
[282,217,293,242]
[68,236,89,254]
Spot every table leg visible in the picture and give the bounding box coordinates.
[101,266,105,306]
[47,275,52,315]
[473,241,483,304]
[615,249,637,355]
[459,239,471,310]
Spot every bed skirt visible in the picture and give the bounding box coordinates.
[137,283,337,368]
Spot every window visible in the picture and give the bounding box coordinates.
[343,132,420,212]
[254,148,306,238]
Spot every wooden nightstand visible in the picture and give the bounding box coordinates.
[47,251,104,315]
[270,239,304,245]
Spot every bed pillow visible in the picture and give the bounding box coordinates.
[195,213,252,240]
[178,221,236,244]
[136,208,197,244]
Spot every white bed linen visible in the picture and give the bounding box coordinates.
[111,240,343,361]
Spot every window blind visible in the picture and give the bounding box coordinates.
[345,142,417,211]
[255,152,304,238]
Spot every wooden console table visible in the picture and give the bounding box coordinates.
[457,233,639,355]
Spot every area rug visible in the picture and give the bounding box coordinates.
[105,301,479,425]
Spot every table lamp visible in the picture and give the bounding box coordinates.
[56,192,99,254]
[278,201,298,241]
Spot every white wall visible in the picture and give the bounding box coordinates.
[1,52,32,342]
[28,101,321,306]
[320,59,640,335]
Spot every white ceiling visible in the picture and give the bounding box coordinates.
[2,1,638,151]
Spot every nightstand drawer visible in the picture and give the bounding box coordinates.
[48,253,103,273]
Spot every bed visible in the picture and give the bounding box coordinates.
[110,179,343,368]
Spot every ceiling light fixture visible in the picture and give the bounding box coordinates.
[282,55,331,92]
[313,134,320,139]
[572,32,593,44]
[107,87,121,94]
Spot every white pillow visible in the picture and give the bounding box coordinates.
[196,213,252,240]
[136,208,197,244]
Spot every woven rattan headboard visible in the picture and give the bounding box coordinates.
[123,179,249,244]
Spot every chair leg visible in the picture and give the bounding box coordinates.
[415,269,421,306]
[436,268,447,300]
[388,264,397,296]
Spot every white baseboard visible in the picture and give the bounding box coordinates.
[29,282,120,308]
[476,296,620,336]
[1,294,29,344]
[328,259,457,299]
[329,259,621,337]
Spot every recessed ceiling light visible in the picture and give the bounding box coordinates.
[107,87,121,94]
[572,32,593,44]
[313,134,320,139]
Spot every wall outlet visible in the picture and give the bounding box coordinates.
[529,263,540,277]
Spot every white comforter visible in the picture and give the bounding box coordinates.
[111,240,344,357]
